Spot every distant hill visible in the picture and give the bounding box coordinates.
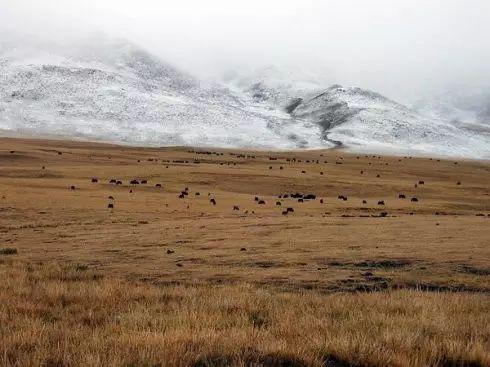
[1,35,489,158]
[0,35,327,149]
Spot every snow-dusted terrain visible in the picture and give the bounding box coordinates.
[288,85,490,158]
[412,90,490,147]
[0,36,328,150]
[413,89,490,125]
[1,35,489,158]
[224,65,331,108]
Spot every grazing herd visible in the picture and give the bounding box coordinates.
[49,147,484,220]
[94,157,425,216]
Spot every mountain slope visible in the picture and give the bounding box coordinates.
[228,66,490,158]
[413,89,490,125]
[288,85,490,158]
[0,36,328,149]
[224,65,331,107]
[1,36,489,158]
[412,89,490,141]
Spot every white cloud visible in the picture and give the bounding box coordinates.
[1,0,489,100]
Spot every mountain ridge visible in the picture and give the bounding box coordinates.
[1,35,489,158]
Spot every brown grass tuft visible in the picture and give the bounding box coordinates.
[0,139,489,366]
[0,261,488,367]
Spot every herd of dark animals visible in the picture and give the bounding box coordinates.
[6,148,486,218]
[96,176,418,215]
[3,148,488,279]
[49,149,486,218]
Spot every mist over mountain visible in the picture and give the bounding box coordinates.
[0,34,489,159]
[413,89,490,128]
[0,36,327,149]
[224,65,332,107]
[287,85,489,158]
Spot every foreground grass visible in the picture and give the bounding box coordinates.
[0,261,488,367]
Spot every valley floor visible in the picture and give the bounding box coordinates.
[0,138,489,366]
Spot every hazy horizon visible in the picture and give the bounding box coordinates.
[2,0,490,103]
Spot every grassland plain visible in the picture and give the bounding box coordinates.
[0,137,489,366]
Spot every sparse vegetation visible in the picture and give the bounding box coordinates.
[0,138,489,366]
[0,261,488,367]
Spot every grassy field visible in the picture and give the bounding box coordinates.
[0,137,489,366]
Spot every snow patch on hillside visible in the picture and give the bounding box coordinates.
[1,35,489,158]
[291,85,490,159]
[0,36,329,150]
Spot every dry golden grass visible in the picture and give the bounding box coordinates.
[0,260,489,367]
[0,137,489,366]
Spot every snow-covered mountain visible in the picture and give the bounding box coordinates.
[1,35,489,158]
[413,89,490,125]
[0,36,327,149]
[411,89,490,153]
[288,85,490,158]
[224,65,331,107]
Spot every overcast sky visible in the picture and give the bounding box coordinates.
[1,0,489,101]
